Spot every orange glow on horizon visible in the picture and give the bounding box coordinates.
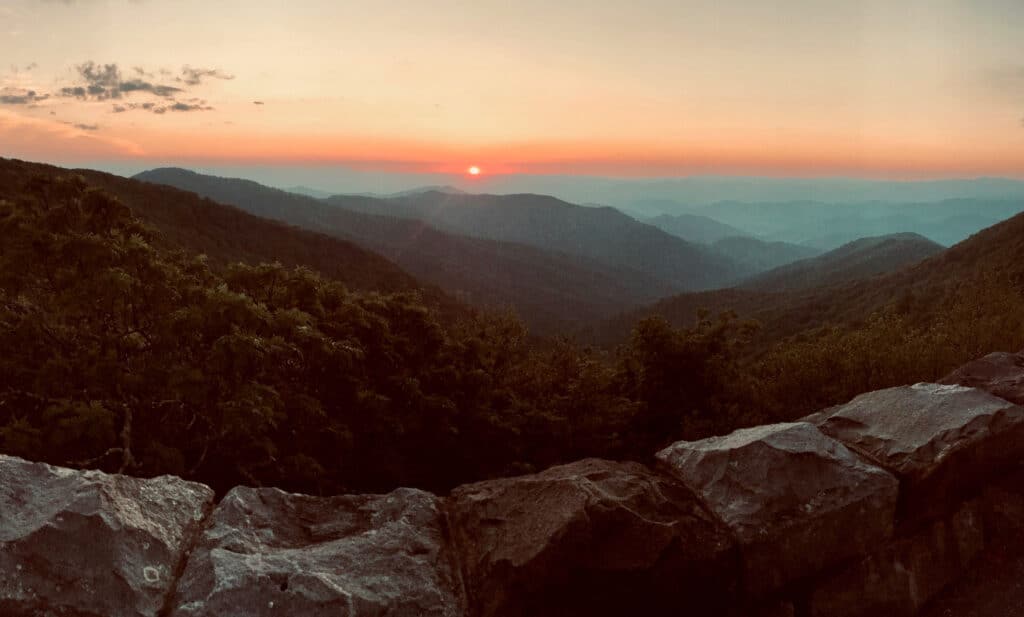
[5,111,1022,180]
[92,126,1024,179]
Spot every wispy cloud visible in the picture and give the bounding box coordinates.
[59,62,183,100]
[0,88,49,105]
[53,61,231,114]
[178,66,234,86]
[112,99,213,114]
[1,60,231,120]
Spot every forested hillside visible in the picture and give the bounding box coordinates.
[0,159,430,298]
[594,205,1024,416]
[739,232,943,292]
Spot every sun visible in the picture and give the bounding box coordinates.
[467,165,481,176]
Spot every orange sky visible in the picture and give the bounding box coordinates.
[1,0,1023,178]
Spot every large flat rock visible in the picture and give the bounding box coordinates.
[656,422,898,595]
[169,486,464,617]
[940,351,1024,405]
[815,383,1024,516]
[0,454,215,617]
[446,458,738,617]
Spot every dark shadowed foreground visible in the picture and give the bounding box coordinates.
[4,349,1024,616]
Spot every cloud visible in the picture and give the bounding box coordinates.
[59,61,183,101]
[73,122,99,131]
[0,88,49,105]
[54,61,231,115]
[168,101,213,112]
[178,66,234,86]
[253,100,265,105]
[111,100,212,114]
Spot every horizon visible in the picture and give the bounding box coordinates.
[47,158,1024,211]
[2,0,1023,179]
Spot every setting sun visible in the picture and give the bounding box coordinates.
[468,166,481,176]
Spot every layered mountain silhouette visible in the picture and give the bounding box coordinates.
[738,233,943,292]
[689,199,1024,249]
[644,212,750,244]
[322,189,751,290]
[710,236,821,272]
[132,168,681,332]
[592,206,1024,347]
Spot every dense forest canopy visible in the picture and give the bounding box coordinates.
[3,160,1024,496]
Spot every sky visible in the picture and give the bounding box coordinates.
[1,0,1023,180]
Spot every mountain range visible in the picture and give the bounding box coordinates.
[321,189,749,290]
[738,233,943,293]
[132,168,686,332]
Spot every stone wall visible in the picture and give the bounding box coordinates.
[4,350,1024,617]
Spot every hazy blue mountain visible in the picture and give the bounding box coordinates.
[133,168,676,333]
[90,162,1024,210]
[285,185,335,199]
[387,185,466,197]
[644,213,751,243]
[710,236,821,272]
[693,199,1024,249]
[738,233,944,292]
[324,190,752,291]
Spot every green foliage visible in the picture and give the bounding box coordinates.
[750,272,1024,420]
[615,312,758,449]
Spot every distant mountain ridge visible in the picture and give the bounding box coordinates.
[323,189,752,291]
[688,199,1024,249]
[133,168,677,333]
[591,206,1024,347]
[738,233,944,292]
[644,212,751,244]
[711,236,821,272]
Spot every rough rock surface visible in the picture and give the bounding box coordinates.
[656,422,898,595]
[816,383,1024,516]
[919,468,1024,617]
[169,485,464,617]
[0,454,214,617]
[810,499,985,617]
[446,458,737,617]
[940,351,1024,405]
